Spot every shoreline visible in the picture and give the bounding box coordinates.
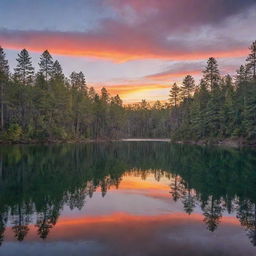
[0,138,171,145]
[0,137,255,148]
[175,138,256,148]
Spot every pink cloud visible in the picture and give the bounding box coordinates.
[0,29,249,62]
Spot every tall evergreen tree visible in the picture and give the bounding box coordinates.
[219,75,235,136]
[0,47,9,130]
[88,87,96,100]
[169,83,180,107]
[52,60,64,81]
[111,94,122,106]
[195,79,210,138]
[0,48,9,78]
[78,72,87,91]
[181,75,195,99]
[70,71,87,91]
[14,49,34,85]
[236,65,246,85]
[246,41,256,80]
[39,50,54,82]
[203,57,220,90]
[101,87,110,103]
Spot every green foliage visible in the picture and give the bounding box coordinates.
[3,124,23,142]
[169,82,180,107]
[246,40,256,79]
[14,49,34,85]
[181,75,195,99]
[169,44,256,144]
[38,50,54,81]
[0,48,128,142]
[0,41,256,143]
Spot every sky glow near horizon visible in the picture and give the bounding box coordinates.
[0,0,255,103]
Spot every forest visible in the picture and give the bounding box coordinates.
[0,40,255,144]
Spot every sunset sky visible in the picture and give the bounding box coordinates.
[0,0,255,103]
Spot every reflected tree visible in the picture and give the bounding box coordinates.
[0,143,255,245]
[182,187,196,215]
[170,174,183,202]
[36,204,60,240]
[12,203,30,241]
[0,211,7,246]
[202,196,223,232]
[68,188,86,210]
[237,199,256,246]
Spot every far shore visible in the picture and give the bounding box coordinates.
[0,137,255,149]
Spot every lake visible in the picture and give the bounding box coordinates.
[0,142,256,256]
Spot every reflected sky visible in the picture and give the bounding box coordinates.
[1,172,255,256]
[0,143,256,255]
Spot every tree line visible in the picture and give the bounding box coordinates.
[0,48,125,142]
[0,41,255,143]
[168,41,256,144]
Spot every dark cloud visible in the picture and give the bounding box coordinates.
[0,0,254,62]
[106,0,256,31]
[145,62,205,80]
[145,61,240,81]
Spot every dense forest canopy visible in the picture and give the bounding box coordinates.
[0,41,255,143]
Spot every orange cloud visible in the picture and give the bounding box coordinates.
[54,213,240,228]
[91,82,170,103]
[117,179,169,191]
[3,212,247,256]
[103,83,169,94]
[107,174,171,199]
[4,212,240,242]
[0,30,249,62]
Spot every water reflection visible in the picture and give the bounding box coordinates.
[0,142,256,255]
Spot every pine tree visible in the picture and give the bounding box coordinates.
[201,58,222,137]
[169,83,180,107]
[245,64,253,81]
[242,82,256,140]
[0,47,9,130]
[111,94,122,106]
[0,48,9,78]
[203,57,220,90]
[52,60,64,81]
[190,79,209,138]
[153,100,162,110]
[70,72,77,89]
[236,65,246,85]
[246,41,256,80]
[78,72,87,91]
[101,87,110,103]
[70,71,87,91]
[14,49,34,85]
[181,75,195,99]
[39,50,54,81]
[220,75,235,136]
[88,87,96,100]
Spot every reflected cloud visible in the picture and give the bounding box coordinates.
[0,143,256,253]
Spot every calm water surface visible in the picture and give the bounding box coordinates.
[0,142,256,256]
